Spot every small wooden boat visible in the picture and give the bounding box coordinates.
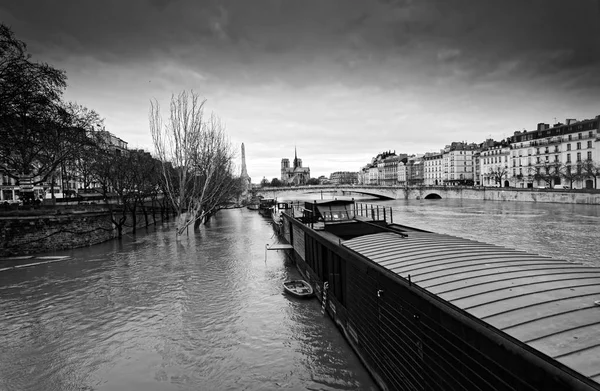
[283,280,314,298]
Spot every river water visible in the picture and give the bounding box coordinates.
[376,198,600,266]
[1,199,599,391]
[0,209,377,391]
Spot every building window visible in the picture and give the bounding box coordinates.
[577,142,581,150]
[588,151,593,160]
[578,133,582,140]
[566,153,571,163]
[555,155,559,162]
[588,141,592,148]
[577,152,581,162]
[568,135,572,141]
[567,144,571,151]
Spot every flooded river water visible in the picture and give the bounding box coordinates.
[1,198,599,390]
[0,209,377,391]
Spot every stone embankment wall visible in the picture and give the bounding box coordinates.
[257,186,600,205]
[0,206,164,257]
[428,188,600,205]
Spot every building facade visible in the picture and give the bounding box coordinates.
[480,139,511,187]
[355,114,600,190]
[0,129,128,203]
[281,148,311,185]
[330,171,358,185]
[423,152,444,186]
[443,142,477,185]
[509,117,600,189]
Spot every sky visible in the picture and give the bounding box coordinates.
[2,0,600,181]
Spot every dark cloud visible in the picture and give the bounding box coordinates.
[2,0,599,179]
[3,0,598,86]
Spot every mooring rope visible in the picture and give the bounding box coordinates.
[321,281,329,316]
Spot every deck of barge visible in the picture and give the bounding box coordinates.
[342,230,600,384]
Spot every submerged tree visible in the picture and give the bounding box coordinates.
[150,91,241,236]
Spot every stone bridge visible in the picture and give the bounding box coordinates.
[253,185,600,205]
[253,185,445,200]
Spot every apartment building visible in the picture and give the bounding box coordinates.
[357,113,599,190]
[509,116,599,189]
[0,130,128,203]
[330,171,358,185]
[443,142,478,185]
[480,139,511,187]
[423,151,444,186]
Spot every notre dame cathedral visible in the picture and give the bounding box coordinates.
[281,148,310,185]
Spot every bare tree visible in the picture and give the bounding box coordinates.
[487,165,509,187]
[150,91,240,236]
[533,159,561,188]
[560,163,583,188]
[581,159,600,189]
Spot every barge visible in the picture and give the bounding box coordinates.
[278,199,600,391]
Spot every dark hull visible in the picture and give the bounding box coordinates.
[279,211,600,391]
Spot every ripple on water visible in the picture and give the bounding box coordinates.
[0,209,379,391]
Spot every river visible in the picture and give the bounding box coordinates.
[0,209,377,391]
[1,199,599,391]
[375,198,600,266]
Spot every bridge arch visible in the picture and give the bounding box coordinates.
[424,193,442,199]
[253,186,397,200]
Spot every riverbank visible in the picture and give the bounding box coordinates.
[426,187,600,205]
[0,205,167,257]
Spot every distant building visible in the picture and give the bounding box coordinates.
[443,142,478,186]
[423,151,444,186]
[480,139,510,187]
[398,155,424,186]
[330,171,358,185]
[281,148,310,185]
[509,116,600,189]
[318,175,330,185]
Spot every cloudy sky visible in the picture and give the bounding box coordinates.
[2,0,600,181]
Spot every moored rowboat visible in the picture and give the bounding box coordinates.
[283,280,314,298]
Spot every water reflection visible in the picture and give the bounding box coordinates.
[0,209,377,391]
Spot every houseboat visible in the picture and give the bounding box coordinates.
[278,199,600,391]
[258,198,277,217]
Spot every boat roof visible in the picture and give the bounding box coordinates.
[305,199,355,206]
[342,231,600,384]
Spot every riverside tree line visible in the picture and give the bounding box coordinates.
[0,24,243,238]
